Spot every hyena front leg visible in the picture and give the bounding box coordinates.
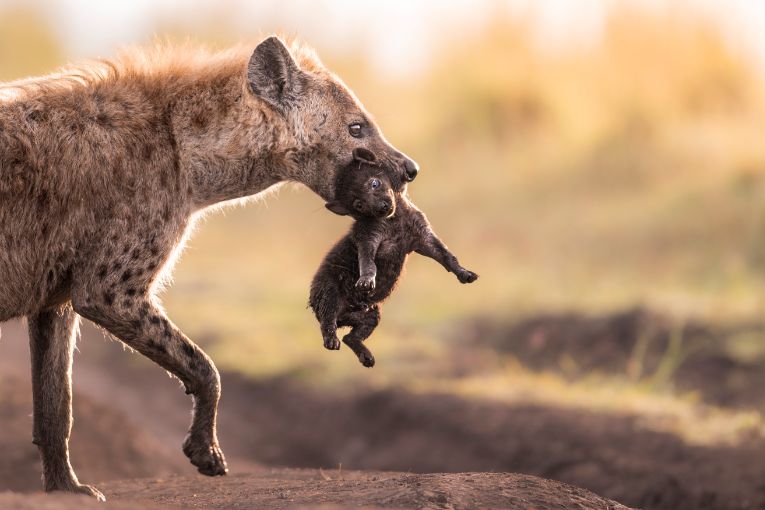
[72,285,228,477]
[28,303,105,500]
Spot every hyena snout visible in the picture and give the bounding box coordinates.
[383,152,419,186]
[354,147,418,183]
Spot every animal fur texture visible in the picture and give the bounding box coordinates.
[309,153,477,368]
[0,36,418,500]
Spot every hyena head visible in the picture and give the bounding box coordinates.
[246,36,418,201]
[324,148,397,220]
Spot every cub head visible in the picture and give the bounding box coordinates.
[246,36,419,201]
[324,149,397,220]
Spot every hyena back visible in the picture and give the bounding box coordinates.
[0,36,417,500]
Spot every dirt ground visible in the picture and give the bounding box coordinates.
[0,470,631,510]
[3,312,765,510]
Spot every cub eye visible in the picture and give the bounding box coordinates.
[349,123,363,138]
[370,178,381,189]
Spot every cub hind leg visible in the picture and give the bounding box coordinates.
[311,283,343,350]
[338,305,380,368]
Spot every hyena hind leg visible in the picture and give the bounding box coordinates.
[338,305,380,368]
[72,289,227,477]
[28,303,105,501]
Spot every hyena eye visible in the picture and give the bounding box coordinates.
[348,123,363,138]
[370,178,381,189]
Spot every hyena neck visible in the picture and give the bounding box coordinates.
[282,148,338,203]
[172,76,297,211]
[175,79,336,209]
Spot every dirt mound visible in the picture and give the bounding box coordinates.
[468,308,765,409]
[0,491,163,510]
[216,376,765,510]
[0,375,187,492]
[99,469,632,510]
[0,471,632,510]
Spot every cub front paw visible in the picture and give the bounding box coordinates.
[355,275,376,291]
[456,269,479,284]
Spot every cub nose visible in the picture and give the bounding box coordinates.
[404,158,419,182]
[379,199,392,214]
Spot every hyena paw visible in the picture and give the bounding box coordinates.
[456,268,479,284]
[50,483,106,501]
[358,350,376,368]
[182,435,228,476]
[74,484,106,502]
[324,335,341,350]
[355,275,376,291]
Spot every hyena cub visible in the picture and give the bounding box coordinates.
[309,149,478,367]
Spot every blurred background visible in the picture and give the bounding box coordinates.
[2,1,765,509]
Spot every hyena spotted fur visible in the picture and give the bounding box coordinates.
[0,36,418,500]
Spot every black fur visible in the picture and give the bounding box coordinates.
[309,159,478,367]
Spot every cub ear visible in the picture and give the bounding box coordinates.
[353,148,377,164]
[325,201,351,216]
[247,36,303,111]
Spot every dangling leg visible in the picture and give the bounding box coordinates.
[338,305,380,367]
[311,284,342,350]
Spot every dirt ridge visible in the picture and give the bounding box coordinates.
[0,469,633,510]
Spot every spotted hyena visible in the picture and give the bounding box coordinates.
[0,36,418,500]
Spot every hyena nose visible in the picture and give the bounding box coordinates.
[404,158,419,182]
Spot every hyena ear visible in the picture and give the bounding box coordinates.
[325,201,351,216]
[352,148,377,165]
[248,36,303,111]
